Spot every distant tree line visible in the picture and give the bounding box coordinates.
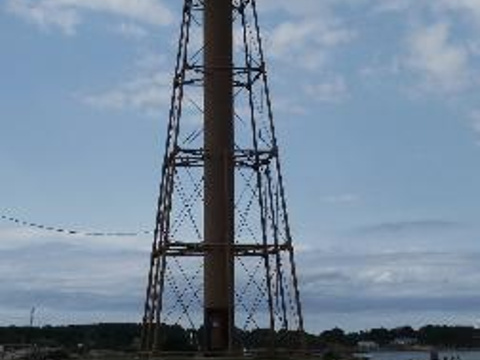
[305,325,480,349]
[0,323,141,351]
[0,324,302,352]
[0,323,479,351]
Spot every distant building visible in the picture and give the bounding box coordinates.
[357,341,379,350]
[392,337,417,346]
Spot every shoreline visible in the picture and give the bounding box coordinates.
[357,347,480,352]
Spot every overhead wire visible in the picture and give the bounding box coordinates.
[0,213,152,237]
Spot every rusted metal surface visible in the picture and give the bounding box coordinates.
[203,0,234,352]
[141,0,305,356]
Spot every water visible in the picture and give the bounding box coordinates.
[358,351,480,360]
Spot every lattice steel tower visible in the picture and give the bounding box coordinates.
[141,0,304,355]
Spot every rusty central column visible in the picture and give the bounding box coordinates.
[203,0,234,353]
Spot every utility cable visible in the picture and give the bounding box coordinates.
[0,213,152,237]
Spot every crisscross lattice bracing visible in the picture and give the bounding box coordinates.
[141,0,304,354]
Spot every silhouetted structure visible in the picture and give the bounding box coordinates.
[141,0,304,355]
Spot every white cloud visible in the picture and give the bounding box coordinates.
[376,0,480,19]
[0,227,49,249]
[470,110,480,131]
[6,0,80,35]
[439,0,480,19]
[257,0,328,17]
[267,19,355,71]
[269,20,353,52]
[6,0,173,35]
[405,23,470,93]
[468,110,480,145]
[82,72,171,115]
[59,0,173,25]
[80,51,172,115]
[373,0,424,14]
[112,22,148,40]
[257,0,356,72]
[0,224,150,252]
[305,75,349,103]
[300,250,480,300]
[0,239,147,324]
[273,96,308,116]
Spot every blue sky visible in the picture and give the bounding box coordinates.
[2,0,480,332]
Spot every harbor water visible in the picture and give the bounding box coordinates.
[358,350,480,360]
